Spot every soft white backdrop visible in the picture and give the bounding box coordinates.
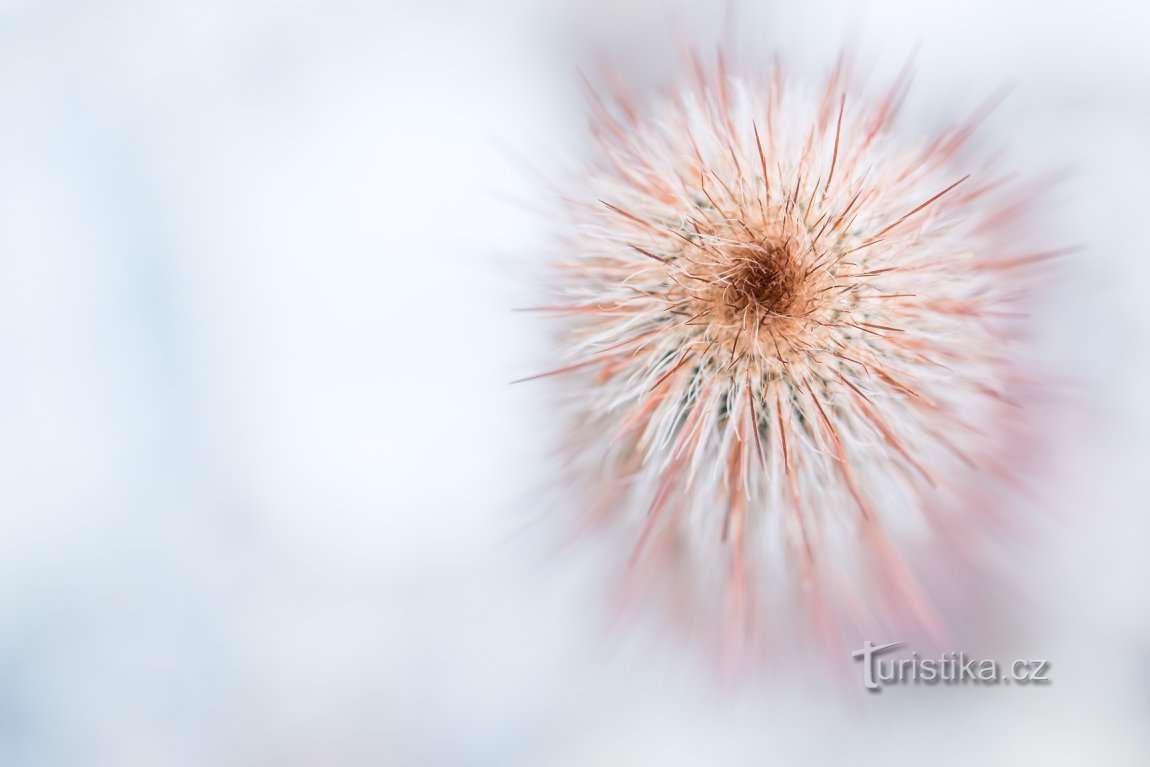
[0,0,1147,765]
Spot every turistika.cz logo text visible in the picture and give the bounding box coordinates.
[852,641,1051,692]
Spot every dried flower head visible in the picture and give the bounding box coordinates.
[522,50,1054,667]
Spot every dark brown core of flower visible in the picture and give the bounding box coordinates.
[707,240,810,328]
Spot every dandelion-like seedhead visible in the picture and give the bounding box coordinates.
[524,50,1054,668]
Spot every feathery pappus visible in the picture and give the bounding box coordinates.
[518,48,1058,670]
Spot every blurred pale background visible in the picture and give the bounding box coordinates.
[0,0,1147,765]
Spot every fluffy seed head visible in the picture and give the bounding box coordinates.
[526,50,1053,669]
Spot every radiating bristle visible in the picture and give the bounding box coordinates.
[524,48,1053,670]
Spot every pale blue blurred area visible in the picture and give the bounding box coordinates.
[0,0,1146,765]
[0,1,581,764]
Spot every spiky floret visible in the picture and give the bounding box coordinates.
[526,52,1051,664]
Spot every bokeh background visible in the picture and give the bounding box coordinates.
[0,0,1147,764]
